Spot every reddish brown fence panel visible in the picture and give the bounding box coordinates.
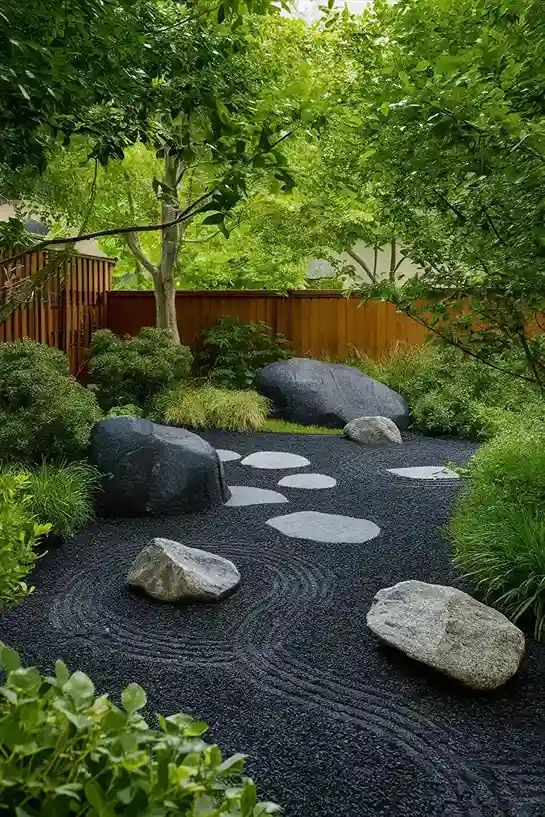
[0,250,115,373]
[106,290,429,360]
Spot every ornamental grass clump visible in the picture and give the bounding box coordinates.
[160,385,270,432]
[0,643,280,817]
[451,423,545,638]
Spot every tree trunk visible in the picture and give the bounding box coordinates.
[157,153,182,343]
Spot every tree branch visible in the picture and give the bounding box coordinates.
[346,248,376,283]
[124,232,158,278]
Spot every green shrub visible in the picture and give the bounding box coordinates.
[2,461,99,537]
[350,341,545,440]
[199,318,291,389]
[0,339,101,462]
[0,643,280,817]
[0,475,50,608]
[89,328,193,411]
[106,403,144,418]
[160,385,271,432]
[451,424,545,638]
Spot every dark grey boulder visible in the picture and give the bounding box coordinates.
[257,358,410,430]
[90,416,230,517]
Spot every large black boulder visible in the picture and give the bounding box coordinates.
[257,357,410,430]
[90,416,230,517]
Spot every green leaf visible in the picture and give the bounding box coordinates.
[0,646,20,672]
[63,671,95,706]
[121,682,147,714]
[202,213,225,225]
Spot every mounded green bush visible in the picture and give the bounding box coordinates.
[88,327,193,411]
[2,461,99,537]
[351,341,545,440]
[199,318,291,390]
[0,643,280,816]
[0,339,101,461]
[0,475,50,609]
[451,424,545,638]
[160,385,271,432]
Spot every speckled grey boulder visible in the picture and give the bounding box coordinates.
[90,416,230,517]
[367,580,525,690]
[127,538,240,602]
[257,358,409,429]
[344,416,402,445]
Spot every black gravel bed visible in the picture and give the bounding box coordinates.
[2,430,545,817]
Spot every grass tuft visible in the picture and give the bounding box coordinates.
[2,461,100,537]
[161,385,271,432]
[451,423,545,638]
[260,419,342,435]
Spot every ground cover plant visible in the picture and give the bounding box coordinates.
[0,643,280,817]
[451,423,545,639]
[0,476,50,609]
[0,339,101,462]
[199,318,291,390]
[88,328,192,412]
[350,341,545,440]
[260,419,342,435]
[160,385,270,432]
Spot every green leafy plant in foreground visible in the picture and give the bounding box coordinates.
[451,424,545,639]
[0,475,50,609]
[0,644,280,817]
[199,318,291,390]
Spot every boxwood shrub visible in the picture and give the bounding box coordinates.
[0,644,280,817]
[88,328,193,411]
[0,339,101,462]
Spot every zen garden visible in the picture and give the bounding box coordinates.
[2,0,545,814]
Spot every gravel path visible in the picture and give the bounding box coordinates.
[2,430,545,817]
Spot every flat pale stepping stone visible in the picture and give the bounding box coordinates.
[241,451,310,470]
[267,511,380,543]
[278,473,337,489]
[226,486,288,507]
[217,449,241,462]
[388,466,459,480]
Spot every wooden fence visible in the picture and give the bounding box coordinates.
[106,290,429,360]
[0,250,115,374]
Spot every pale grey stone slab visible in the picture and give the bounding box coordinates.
[367,581,525,690]
[241,451,311,470]
[267,511,380,543]
[225,486,289,507]
[387,466,459,480]
[278,473,337,489]
[127,538,240,602]
[217,449,242,462]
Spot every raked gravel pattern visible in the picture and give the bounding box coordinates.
[2,430,545,817]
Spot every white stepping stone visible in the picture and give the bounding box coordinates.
[241,451,310,470]
[226,486,288,507]
[388,466,459,480]
[278,473,337,489]
[217,449,241,462]
[267,511,380,544]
